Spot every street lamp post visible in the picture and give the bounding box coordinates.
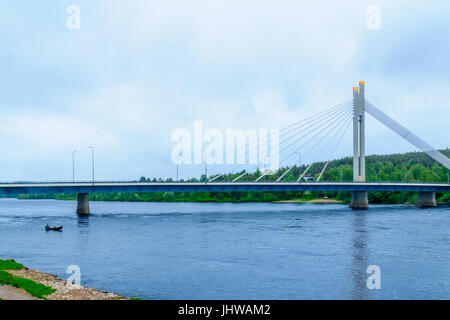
[88,147,94,186]
[203,143,207,183]
[176,152,182,182]
[72,150,76,182]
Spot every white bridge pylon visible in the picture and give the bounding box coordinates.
[171,81,449,185]
[353,80,450,181]
[352,82,366,182]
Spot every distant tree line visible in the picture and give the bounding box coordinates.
[19,149,450,204]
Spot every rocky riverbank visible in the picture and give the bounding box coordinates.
[0,259,128,300]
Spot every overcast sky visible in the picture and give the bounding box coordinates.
[0,0,449,181]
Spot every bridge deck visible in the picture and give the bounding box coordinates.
[0,182,448,195]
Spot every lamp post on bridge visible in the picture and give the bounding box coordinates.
[202,142,207,184]
[88,146,94,186]
[176,152,182,182]
[72,150,76,183]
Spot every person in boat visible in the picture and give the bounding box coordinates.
[45,224,63,231]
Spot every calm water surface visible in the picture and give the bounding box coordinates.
[0,199,448,299]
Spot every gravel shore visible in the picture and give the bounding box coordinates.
[2,265,126,300]
[0,285,37,300]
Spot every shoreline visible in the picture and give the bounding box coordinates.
[10,197,450,206]
[16,196,348,204]
[0,259,129,300]
[274,199,345,204]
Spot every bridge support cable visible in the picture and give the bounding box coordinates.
[365,100,450,169]
[297,164,312,182]
[212,101,352,176]
[166,101,352,182]
[250,105,352,182]
[258,105,352,181]
[278,106,353,163]
[316,118,353,182]
[273,102,353,150]
[275,100,352,135]
[296,114,353,182]
[232,171,248,182]
[311,117,352,182]
[213,102,352,182]
[273,108,353,183]
[276,166,294,182]
[275,108,353,181]
[316,162,330,182]
[255,170,274,182]
[208,174,224,183]
[274,108,352,182]
[275,103,352,155]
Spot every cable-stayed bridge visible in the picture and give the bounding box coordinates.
[2,82,449,214]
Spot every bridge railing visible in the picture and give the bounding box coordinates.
[0,180,448,185]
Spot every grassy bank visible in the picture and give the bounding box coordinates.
[0,259,134,300]
[0,259,55,299]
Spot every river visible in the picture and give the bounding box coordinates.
[0,199,448,299]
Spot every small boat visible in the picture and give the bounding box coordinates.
[45,224,63,232]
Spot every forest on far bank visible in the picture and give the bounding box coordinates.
[19,149,450,204]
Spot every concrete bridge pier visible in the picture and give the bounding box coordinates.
[76,193,90,215]
[350,191,369,210]
[417,191,436,208]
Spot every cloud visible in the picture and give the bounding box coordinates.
[0,112,118,150]
[0,0,448,180]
